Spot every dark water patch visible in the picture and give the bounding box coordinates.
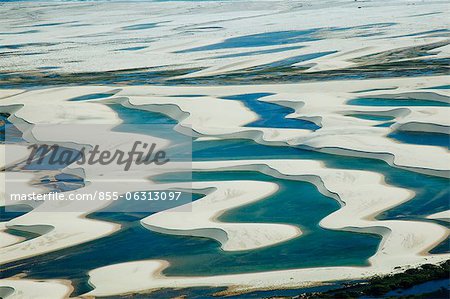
[33,22,66,27]
[15,51,47,56]
[347,97,450,107]
[106,283,339,299]
[0,42,55,50]
[37,66,60,70]
[389,29,449,39]
[192,138,310,161]
[354,33,383,38]
[191,26,223,30]
[185,26,224,33]
[353,87,398,93]
[35,173,85,193]
[0,30,40,35]
[108,103,191,149]
[222,93,320,130]
[249,51,336,70]
[103,287,226,299]
[0,286,14,298]
[430,237,450,254]
[408,12,441,17]
[422,85,450,90]
[169,94,206,97]
[345,114,395,121]
[122,23,157,31]
[178,24,395,53]
[68,91,119,101]
[0,44,26,50]
[176,29,321,53]
[374,121,395,127]
[66,23,90,28]
[109,103,178,125]
[210,45,304,59]
[0,205,32,222]
[385,278,449,297]
[389,131,450,149]
[5,227,42,242]
[116,46,147,51]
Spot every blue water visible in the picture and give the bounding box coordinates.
[177,29,321,52]
[33,22,67,27]
[353,87,398,93]
[422,85,450,90]
[211,46,304,59]
[385,279,449,297]
[0,29,40,35]
[346,114,395,121]
[68,92,118,101]
[222,93,320,130]
[108,104,450,226]
[375,121,395,127]
[122,23,158,31]
[0,205,32,222]
[2,97,449,298]
[178,24,395,53]
[116,46,148,51]
[249,51,337,70]
[7,134,448,296]
[389,131,450,149]
[0,171,380,296]
[348,97,450,107]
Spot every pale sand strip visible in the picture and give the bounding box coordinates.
[427,210,450,223]
[85,253,449,298]
[0,279,71,299]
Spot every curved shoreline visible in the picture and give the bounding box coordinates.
[84,159,449,297]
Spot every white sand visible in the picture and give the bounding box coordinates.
[0,0,449,296]
[0,279,71,299]
[427,211,450,223]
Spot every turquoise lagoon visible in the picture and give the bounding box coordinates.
[2,104,448,298]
